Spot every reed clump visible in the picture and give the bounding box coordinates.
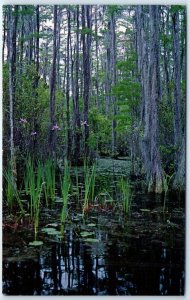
[118,177,132,215]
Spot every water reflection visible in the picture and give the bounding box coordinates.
[3,227,184,295]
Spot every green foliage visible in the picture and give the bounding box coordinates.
[4,167,24,214]
[60,160,70,235]
[43,159,56,207]
[118,177,132,215]
[106,5,122,16]
[170,5,186,14]
[113,54,140,138]
[80,28,94,35]
[163,173,175,213]
[89,107,112,155]
[83,160,97,216]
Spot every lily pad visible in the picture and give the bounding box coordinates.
[29,241,43,246]
[45,223,59,228]
[41,227,57,233]
[80,231,94,237]
[41,228,60,235]
[55,197,63,203]
[84,238,99,243]
[47,230,61,236]
[87,223,96,227]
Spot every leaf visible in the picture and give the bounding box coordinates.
[41,227,60,235]
[45,223,59,227]
[29,241,43,246]
[80,231,94,237]
[47,230,61,236]
[84,238,99,243]
[87,223,96,227]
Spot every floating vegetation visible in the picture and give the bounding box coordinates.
[83,238,99,243]
[80,231,94,238]
[29,241,43,247]
[87,223,96,227]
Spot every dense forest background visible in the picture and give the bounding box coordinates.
[3,5,186,193]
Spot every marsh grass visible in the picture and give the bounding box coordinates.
[60,160,70,235]
[118,177,132,215]
[83,160,97,215]
[163,173,174,213]
[74,167,80,207]
[24,158,44,237]
[4,167,24,214]
[43,159,56,207]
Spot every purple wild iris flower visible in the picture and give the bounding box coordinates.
[31,131,37,136]
[52,123,60,131]
[19,118,28,124]
[81,120,89,127]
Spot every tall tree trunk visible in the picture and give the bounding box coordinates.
[172,8,186,189]
[56,8,62,90]
[110,11,117,157]
[147,6,164,193]
[173,135,185,190]
[95,6,99,108]
[72,5,81,163]
[49,5,58,157]
[172,10,182,164]
[3,8,7,65]
[18,6,24,75]
[31,5,40,156]
[82,5,91,158]
[105,20,111,115]
[136,6,164,193]
[8,5,19,183]
[66,8,71,159]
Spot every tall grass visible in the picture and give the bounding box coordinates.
[118,177,132,215]
[163,173,174,213]
[74,167,80,207]
[43,159,56,207]
[24,158,44,238]
[60,160,70,235]
[83,160,97,215]
[4,167,24,214]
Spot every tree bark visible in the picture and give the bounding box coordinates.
[66,8,71,159]
[82,5,91,158]
[172,10,182,162]
[49,5,58,157]
[72,5,81,163]
[110,11,117,157]
[8,5,19,183]
[136,5,164,193]
[147,6,164,193]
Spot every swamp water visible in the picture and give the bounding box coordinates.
[3,158,185,295]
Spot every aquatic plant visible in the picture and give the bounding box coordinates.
[43,159,56,207]
[163,173,174,213]
[60,159,70,235]
[74,167,80,207]
[24,158,44,237]
[33,164,44,239]
[4,167,24,214]
[118,177,132,215]
[83,160,97,215]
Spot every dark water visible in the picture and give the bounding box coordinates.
[2,160,185,295]
[3,239,185,295]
